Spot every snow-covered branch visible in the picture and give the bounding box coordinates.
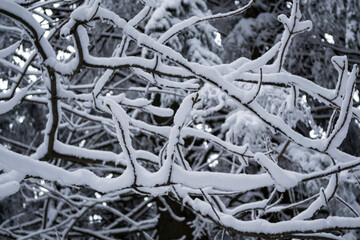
[0,0,359,238]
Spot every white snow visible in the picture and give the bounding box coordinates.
[0,41,21,58]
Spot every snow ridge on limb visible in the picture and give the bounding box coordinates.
[157,0,254,45]
[105,98,139,184]
[0,86,31,115]
[162,93,201,182]
[254,152,300,192]
[324,63,358,151]
[273,0,313,72]
[0,41,21,58]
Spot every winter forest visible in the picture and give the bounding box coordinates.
[0,0,360,239]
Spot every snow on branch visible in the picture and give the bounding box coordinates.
[0,0,359,239]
